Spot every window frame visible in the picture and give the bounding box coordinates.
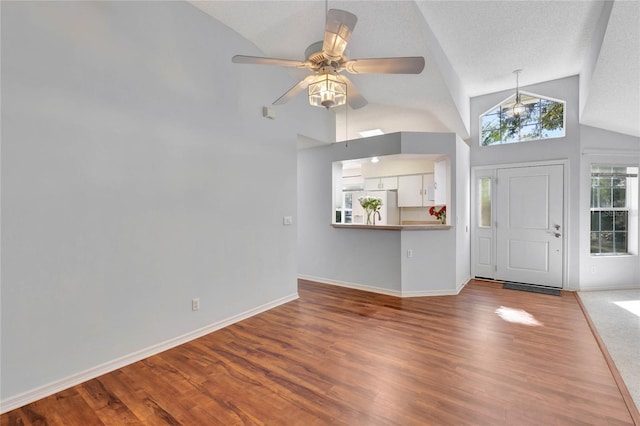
[479,91,566,147]
[589,165,638,256]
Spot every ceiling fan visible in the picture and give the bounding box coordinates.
[232,8,425,110]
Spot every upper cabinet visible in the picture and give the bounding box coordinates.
[398,174,434,207]
[364,176,398,191]
[397,160,448,207]
[434,159,448,206]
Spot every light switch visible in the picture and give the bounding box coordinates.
[283,216,293,225]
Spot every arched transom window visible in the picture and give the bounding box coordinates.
[480,92,565,146]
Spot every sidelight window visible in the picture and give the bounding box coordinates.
[478,177,492,227]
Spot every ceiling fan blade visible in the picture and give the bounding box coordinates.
[323,9,358,61]
[232,55,307,68]
[344,57,425,74]
[338,75,368,110]
[273,75,317,106]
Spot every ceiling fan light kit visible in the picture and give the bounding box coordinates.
[231,8,425,110]
[308,73,347,109]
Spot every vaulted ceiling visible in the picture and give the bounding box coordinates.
[189,1,640,142]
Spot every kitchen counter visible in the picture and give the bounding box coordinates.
[331,224,451,230]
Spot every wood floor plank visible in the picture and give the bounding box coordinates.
[1,279,635,425]
[76,378,143,425]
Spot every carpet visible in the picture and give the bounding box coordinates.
[503,282,561,296]
[578,289,640,413]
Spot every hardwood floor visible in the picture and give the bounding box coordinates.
[2,279,635,425]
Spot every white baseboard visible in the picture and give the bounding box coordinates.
[298,275,466,297]
[578,284,640,292]
[0,292,299,415]
[458,276,471,292]
[299,274,403,297]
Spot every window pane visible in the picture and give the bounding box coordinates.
[500,105,512,117]
[520,103,540,126]
[541,127,564,138]
[590,232,600,253]
[614,211,627,231]
[482,130,501,146]
[502,126,519,143]
[478,178,491,227]
[600,176,612,187]
[591,184,599,208]
[613,188,626,207]
[519,124,540,141]
[614,232,627,253]
[481,112,500,131]
[601,211,614,230]
[598,187,612,208]
[612,176,625,186]
[600,232,614,253]
[541,101,564,132]
[591,211,600,230]
[344,193,352,209]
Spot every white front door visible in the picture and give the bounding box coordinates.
[496,164,564,288]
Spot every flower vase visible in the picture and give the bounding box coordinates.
[366,210,372,225]
[440,214,446,224]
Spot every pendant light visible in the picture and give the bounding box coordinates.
[512,69,525,117]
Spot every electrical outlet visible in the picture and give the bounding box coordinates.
[192,298,200,311]
[283,216,293,225]
[407,249,413,258]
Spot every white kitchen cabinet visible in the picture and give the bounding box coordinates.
[364,176,398,191]
[397,174,435,207]
[434,159,448,205]
[397,175,422,206]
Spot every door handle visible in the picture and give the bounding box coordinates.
[554,233,561,238]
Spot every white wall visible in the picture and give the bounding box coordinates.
[470,75,640,291]
[1,1,328,407]
[399,133,466,294]
[298,132,469,296]
[455,137,471,290]
[470,76,582,289]
[578,125,640,290]
[297,134,404,292]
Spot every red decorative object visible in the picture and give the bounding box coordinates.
[429,205,446,224]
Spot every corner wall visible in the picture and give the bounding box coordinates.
[578,125,640,290]
[298,132,469,296]
[297,134,404,292]
[455,137,471,289]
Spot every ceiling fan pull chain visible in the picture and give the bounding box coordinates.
[345,75,349,146]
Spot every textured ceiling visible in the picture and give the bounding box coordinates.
[415,1,604,96]
[189,0,640,142]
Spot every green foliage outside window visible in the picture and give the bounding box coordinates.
[481,93,565,146]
